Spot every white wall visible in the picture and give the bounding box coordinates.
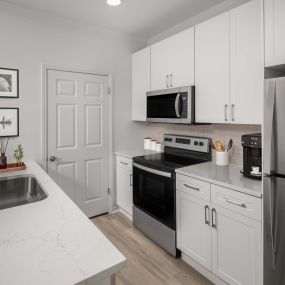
[0,1,147,163]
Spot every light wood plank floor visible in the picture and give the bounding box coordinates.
[92,212,213,285]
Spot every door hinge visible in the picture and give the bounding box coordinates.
[108,87,111,95]
[108,187,111,195]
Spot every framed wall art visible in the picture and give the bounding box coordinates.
[0,68,19,98]
[0,108,19,137]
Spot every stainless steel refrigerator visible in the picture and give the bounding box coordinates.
[264,77,285,284]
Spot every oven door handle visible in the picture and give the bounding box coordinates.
[133,162,172,178]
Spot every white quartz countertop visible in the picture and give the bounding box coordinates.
[0,162,126,285]
[115,149,160,159]
[176,162,262,198]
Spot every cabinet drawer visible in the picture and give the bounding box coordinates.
[116,155,132,171]
[176,174,210,202]
[211,184,262,221]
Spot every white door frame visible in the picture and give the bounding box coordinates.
[41,64,114,213]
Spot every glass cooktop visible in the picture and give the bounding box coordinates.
[133,152,206,173]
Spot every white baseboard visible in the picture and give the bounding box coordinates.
[181,253,228,285]
[112,208,133,221]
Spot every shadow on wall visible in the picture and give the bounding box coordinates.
[145,123,261,165]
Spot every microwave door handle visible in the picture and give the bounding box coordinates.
[264,80,276,174]
[175,93,181,118]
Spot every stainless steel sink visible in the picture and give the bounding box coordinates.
[0,175,47,210]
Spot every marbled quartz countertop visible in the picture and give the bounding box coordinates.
[0,162,126,285]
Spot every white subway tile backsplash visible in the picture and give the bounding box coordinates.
[145,123,261,165]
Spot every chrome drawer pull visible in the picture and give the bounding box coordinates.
[183,183,200,192]
[225,197,246,208]
[120,162,128,166]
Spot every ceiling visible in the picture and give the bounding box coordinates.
[2,0,226,39]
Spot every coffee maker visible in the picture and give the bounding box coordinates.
[241,133,262,180]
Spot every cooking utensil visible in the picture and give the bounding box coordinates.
[215,140,225,152]
[226,139,233,151]
[209,140,217,151]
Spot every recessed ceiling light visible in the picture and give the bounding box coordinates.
[107,0,122,6]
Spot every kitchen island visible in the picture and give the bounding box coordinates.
[0,162,126,285]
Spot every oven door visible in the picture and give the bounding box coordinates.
[133,162,176,230]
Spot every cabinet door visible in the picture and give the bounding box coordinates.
[176,191,212,271]
[195,13,230,123]
[212,206,262,285]
[151,28,195,91]
[116,160,133,216]
[265,0,285,67]
[132,47,150,121]
[230,0,263,124]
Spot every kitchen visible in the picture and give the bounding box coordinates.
[0,0,284,284]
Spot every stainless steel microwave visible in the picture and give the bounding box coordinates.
[146,86,195,124]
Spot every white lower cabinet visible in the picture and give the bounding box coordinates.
[176,174,262,285]
[116,155,133,216]
[211,206,262,285]
[177,191,212,270]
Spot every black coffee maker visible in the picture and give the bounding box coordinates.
[241,133,262,180]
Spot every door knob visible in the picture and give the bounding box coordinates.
[49,156,59,162]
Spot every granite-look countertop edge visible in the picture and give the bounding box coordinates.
[176,162,262,198]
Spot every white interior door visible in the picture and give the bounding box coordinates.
[47,69,110,217]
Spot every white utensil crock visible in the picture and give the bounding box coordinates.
[216,151,229,166]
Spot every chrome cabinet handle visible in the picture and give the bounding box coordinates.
[130,174,133,187]
[231,104,235,122]
[166,75,169,88]
[120,161,128,166]
[225,197,246,208]
[212,208,217,228]
[170,74,173,88]
[183,183,200,192]
[205,205,210,225]
[224,104,228,122]
[49,156,60,162]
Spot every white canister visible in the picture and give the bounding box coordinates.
[144,138,152,150]
[216,151,229,166]
[155,142,162,152]
[150,140,157,151]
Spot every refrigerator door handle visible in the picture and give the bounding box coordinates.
[264,177,277,269]
[264,80,276,174]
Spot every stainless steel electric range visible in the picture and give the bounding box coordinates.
[132,134,212,256]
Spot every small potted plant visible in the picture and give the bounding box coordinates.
[13,144,24,166]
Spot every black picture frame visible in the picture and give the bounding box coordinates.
[0,108,19,137]
[0,68,19,98]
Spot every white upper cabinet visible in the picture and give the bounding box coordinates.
[195,1,263,125]
[132,47,150,121]
[195,13,230,123]
[151,28,195,91]
[265,0,285,67]
[230,0,263,124]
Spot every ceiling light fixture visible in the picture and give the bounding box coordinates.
[107,0,122,6]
